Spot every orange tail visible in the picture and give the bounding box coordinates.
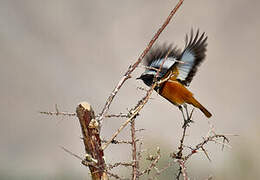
[189,97,212,118]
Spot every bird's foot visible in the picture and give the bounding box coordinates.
[182,118,194,128]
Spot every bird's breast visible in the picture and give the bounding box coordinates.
[160,80,193,106]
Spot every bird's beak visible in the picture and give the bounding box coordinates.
[136,75,143,80]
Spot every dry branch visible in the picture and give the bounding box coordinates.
[40,104,76,116]
[172,109,233,180]
[97,0,184,122]
[76,102,108,180]
[131,119,139,179]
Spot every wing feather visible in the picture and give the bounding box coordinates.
[177,29,208,86]
[143,44,181,79]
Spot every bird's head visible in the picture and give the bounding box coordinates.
[136,70,157,87]
[137,44,180,87]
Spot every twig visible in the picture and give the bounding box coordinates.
[61,146,84,161]
[135,128,145,132]
[174,107,194,180]
[61,146,100,168]
[184,134,230,161]
[102,41,174,151]
[139,147,161,176]
[104,113,130,118]
[201,146,211,162]
[108,162,133,170]
[176,160,189,180]
[40,111,76,116]
[40,104,76,116]
[101,83,156,150]
[176,108,194,159]
[153,162,175,175]
[137,141,144,162]
[106,171,128,180]
[97,0,184,122]
[102,49,172,151]
[101,139,134,145]
[131,119,139,180]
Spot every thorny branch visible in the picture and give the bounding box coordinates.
[102,43,174,151]
[184,133,231,161]
[139,147,161,176]
[176,160,189,180]
[171,108,235,180]
[41,105,129,119]
[108,162,133,170]
[101,82,157,151]
[102,139,135,145]
[100,43,175,180]
[40,104,76,116]
[131,119,138,180]
[104,113,130,118]
[176,108,194,159]
[76,102,108,180]
[97,0,184,122]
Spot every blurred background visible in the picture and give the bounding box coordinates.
[0,0,259,179]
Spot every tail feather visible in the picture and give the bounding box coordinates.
[199,104,212,118]
[190,97,212,118]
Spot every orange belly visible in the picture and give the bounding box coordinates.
[160,80,193,106]
[160,80,212,118]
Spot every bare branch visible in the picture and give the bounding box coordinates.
[108,162,133,170]
[176,108,194,159]
[106,171,128,180]
[76,102,108,180]
[104,113,130,118]
[40,104,76,116]
[60,146,84,161]
[131,119,139,180]
[101,139,134,145]
[176,160,189,180]
[101,84,155,150]
[98,0,184,122]
[139,147,161,176]
[184,134,231,161]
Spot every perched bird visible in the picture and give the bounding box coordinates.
[137,29,212,118]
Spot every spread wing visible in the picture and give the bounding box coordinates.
[177,29,208,86]
[143,44,182,79]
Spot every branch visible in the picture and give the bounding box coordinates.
[40,104,76,116]
[139,147,161,176]
[176,108,194,159]
[76,102,109,180]
[101,139,134,145]
[172,111,234,180]
[101,83,156,150]
[108,162,133,170]
[97,0,184,122]
[184,134,230,161]
[102,34,177,151]
[176,160,189,180]
[131,119,139,180]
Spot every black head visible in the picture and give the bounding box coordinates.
[136,72,156,87]
[137,44,180,87]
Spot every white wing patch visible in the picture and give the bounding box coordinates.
[146,57,177,78]
[149,57,177,69]
[177,50,195,81]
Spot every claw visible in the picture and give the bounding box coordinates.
[182,118,194,128]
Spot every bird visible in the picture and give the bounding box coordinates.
[137,29,212,118]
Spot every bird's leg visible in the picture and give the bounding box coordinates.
[181,104,194,128]
[184,104,189,119]
[178,106,186,122]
